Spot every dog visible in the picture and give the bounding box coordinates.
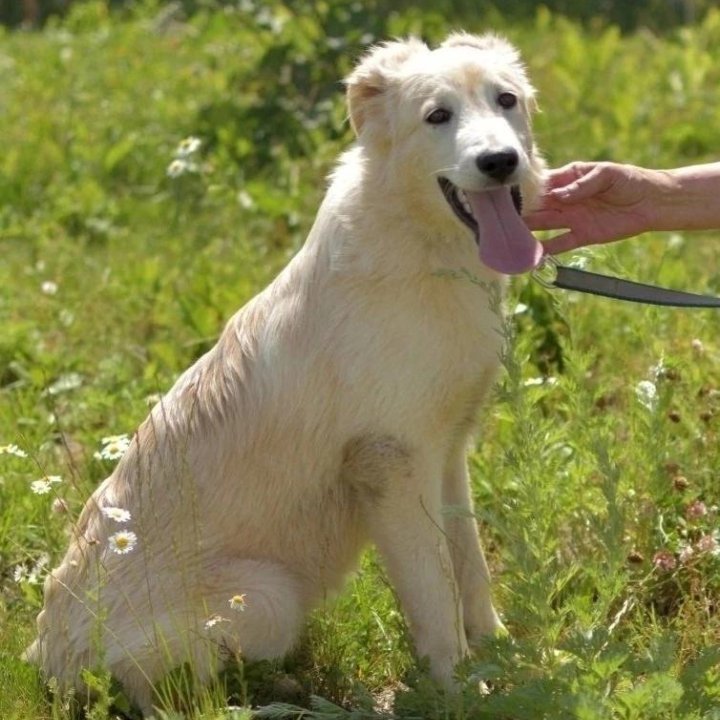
[27,32,545,714]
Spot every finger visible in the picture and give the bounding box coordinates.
[541,230,585,255]
[541,162,596,192]
[523,208,571,231]
[548,165,609,203]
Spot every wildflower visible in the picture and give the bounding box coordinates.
[94,434,131,461]
[30,475,62,495]
[229,594,247,612]
[635,380,657,411]
[175,136,201,158]
[523,376,557,387]
[0,443,27,458]
[204,614,230,630]
[696,533,720,556]
[685,499,708,521]
[567,254,590,270]
[52,497,69,515]
[44,372,83,395]
[13,553,50,584]
[41,280,58,295]
[237,190,254,210]
[102,434,129,444]
[12,565,26,583]
[652,549,676,572]
[108,530,138,555]
[101,506,132,523]
[166,158,191,178]
[691,338,704,354]
[678,544,694,564]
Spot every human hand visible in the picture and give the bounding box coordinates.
[525,162,663,254]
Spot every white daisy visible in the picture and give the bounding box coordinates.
[101,506,132,523]
[41,281,58,295]
[166,158,191,178]
[175,136,201,157]
[31,480,52,494]
[204,614,230,630]
[108,530,138,555]
[0,443,28,458]
[30,475,62,495]
[13,565,28,583]
[14,553,50,585]
[229,594,247,612]
[101,434,128,444]
[94,434,131,461]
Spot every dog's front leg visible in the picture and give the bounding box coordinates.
[443,453,504,646]
[363,452,468,689]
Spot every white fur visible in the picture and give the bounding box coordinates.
[27,33,545,714]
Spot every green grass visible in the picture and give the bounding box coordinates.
[2,2,720,718]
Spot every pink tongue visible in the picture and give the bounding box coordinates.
[466,187,543,275]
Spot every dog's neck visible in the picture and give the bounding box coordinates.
[309,145,491,281]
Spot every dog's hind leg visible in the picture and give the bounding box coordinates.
[104,557,304,715]
[195,556,304,662]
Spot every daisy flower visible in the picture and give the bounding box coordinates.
[94,434,131,461]
[229,594,247,612]
[101,506,132,523]
[108,530,138,555]
[30,475,62,495]
[0,443,28,458]
[167,158,191,178]
[175,136,201,157]
[12,565,27,583]
[204,614,230,630]
[13,553,50,585]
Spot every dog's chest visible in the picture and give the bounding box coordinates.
[335,274,502,428]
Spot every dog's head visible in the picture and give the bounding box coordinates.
[345,33,545,275]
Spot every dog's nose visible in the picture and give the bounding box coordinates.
[476,149,519,183]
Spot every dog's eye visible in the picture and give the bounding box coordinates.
[497,92,518,110]
[425,108,453,125]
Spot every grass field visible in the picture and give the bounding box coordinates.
[2,2,720,718]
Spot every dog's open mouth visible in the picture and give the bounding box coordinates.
[438,177,543,275]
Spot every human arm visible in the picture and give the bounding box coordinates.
[525,161,720,255]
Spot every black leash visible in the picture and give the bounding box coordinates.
[532,256,720,308]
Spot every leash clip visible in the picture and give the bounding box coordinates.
[531,255,558,289]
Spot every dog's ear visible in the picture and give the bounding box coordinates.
[345,38,428,138]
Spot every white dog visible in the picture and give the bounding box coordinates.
[28,32,545,714]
